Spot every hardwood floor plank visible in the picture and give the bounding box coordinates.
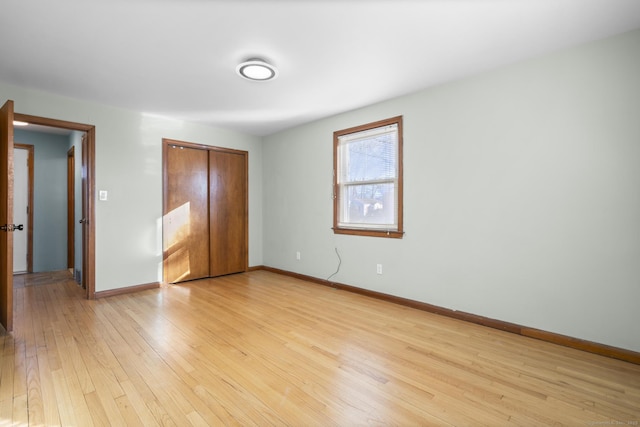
[84,390,109,427]
[25,355,44,426]
[6,270,640,425]
[11,340,27,400]
[0,335,15,402]
[0,394,12,425]
[49,302,95,427]
[63,334,96,396]
[185,410,210,427]
[87,367,128,426]
[20,290,37,361]
[115,393,145,426]
[37,351,62,426]
[145,398,178,427]
[11,393,28,426]
[51,367,79,426]
[118,379,161,427]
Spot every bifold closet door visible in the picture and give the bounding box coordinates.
[164,145,210,283]
[209,150,247,277]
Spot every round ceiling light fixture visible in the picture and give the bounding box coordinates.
[236,58,278,81]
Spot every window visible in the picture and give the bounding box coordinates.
[333,116,403,238]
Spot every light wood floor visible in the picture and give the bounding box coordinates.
[1,270,639,426]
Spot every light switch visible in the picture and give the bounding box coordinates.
[99,190,108,201]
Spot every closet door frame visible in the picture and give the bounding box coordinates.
[162,138,248,283]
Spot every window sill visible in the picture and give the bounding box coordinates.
[333,227,404,239]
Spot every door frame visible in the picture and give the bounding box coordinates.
[14,112,96,299]
[13,143,34,273]
[67,146,75,270]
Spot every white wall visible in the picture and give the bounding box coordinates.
[262,29,640,352]
[1,84,263,291]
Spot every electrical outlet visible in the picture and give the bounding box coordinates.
[376,264,383,275]
[296,251,301,261]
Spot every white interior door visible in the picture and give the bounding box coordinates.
[13,147,28,273]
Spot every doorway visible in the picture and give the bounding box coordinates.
[2,101,95,332]
[13,134,74,275]
[0,100,95,332]
[12,112,96,300]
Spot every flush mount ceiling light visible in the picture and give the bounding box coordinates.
[236,58,278,81]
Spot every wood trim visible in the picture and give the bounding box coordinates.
[13,113,94,132]
[256,265,640,365]
[94,282,160,299]
[162,141,170,283]
[162,138,248,156]
[14,143,34,273]
[333,116,404,239]
[85,127,96,299]
[14,113,96,299]
[520,328,640,365]
[67,146,75,270]
[243,152,249,273]
[332,228,404,239]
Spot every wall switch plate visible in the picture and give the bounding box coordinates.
[296,251,301,260]
[376,264,383,275]
[99,190,108,201]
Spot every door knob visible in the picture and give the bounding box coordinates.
[0,224,23,232]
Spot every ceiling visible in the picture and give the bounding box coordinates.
[2,0,640,137]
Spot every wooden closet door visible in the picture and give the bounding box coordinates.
[164,145,210,283]
[209,150,247,277]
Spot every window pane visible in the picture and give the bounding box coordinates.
[341,182,396,228]
[340,130,397,183]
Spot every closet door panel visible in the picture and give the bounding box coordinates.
[164,145,210,283]
[209,150,247,277]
